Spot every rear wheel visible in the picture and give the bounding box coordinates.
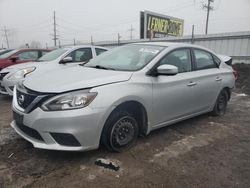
[212,90,228,116]
[101,111,139,152]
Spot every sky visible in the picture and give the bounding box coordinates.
[0,0,250,48]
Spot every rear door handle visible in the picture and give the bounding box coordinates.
[215,77,222,82]
[187,81,197,87]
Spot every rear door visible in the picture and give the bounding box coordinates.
[190,48,222,112]
[151,48,197,127]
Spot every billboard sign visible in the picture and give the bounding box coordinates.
[140,10,184,39]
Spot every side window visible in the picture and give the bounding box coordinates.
[159,49,192,73]
[95,48,107,56]
[194,49,217,70]
[67,48,93,62]
[41,51,49,57]
[17,51,39,60]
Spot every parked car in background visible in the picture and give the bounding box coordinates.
[0,48,50,71]
[11,42,235,152]
[0,46,108,95]
[0,49,13,56]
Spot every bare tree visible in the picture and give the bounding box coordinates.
[30,41,42,48]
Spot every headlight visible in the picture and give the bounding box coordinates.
[8,67,36,80]
[41,90,97,111]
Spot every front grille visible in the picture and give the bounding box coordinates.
[16,123,44,141]
[16,88,38,109]
[0,72,9,81]
[15,84,53,113]
[51,133,81,146]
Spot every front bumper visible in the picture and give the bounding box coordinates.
[12,105,107,151]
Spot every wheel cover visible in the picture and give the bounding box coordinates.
[110,116,135,148]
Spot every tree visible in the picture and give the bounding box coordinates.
[30,41,42,48]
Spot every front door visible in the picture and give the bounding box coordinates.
[151,48,197,128]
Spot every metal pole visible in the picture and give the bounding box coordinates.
[191,25,195,44]
[91,36,93,45]
[53,11,57,46]
[118,33,121,45]
[128,25,134,40]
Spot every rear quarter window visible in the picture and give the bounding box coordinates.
[95,48,107,56]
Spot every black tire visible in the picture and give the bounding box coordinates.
[212,89,229,116]
[101,111,139,152]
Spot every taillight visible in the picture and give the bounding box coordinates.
[233,68,238,80]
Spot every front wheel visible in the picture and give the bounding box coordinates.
[101,111,139,152]
[212,90,228,116]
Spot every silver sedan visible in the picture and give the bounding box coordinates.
[11,42,235,152]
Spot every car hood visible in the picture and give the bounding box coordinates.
[23,66,133,93]
[1,61,42,73]
[0,59,60,74]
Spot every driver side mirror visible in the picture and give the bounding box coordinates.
[60,57,73,64]
[157,64,178,75]
[9,56,19,62]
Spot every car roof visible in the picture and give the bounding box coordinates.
[61,45,108,50]
[134,42,215,54]
[16,48,50,51]
[135,42,199,48]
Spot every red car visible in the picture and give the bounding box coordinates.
[0,48,50,70]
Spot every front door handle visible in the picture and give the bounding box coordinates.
[187,81,197,87]
[215,77,222,82]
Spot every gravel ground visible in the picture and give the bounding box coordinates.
[0,64,250,188]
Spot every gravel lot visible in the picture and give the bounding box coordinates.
[0,64,250,188]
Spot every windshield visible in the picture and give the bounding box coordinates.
[85,44,164,71]
[0,49,18,59]
[38,48,68,61]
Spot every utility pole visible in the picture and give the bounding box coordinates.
[53,11,59,46]
[128,25,135,40]
[2,26,9,48]
[203,0,214,35]
[73,38,76,46]
[117,33,121,45]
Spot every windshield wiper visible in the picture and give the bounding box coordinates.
[87,65,116,70]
